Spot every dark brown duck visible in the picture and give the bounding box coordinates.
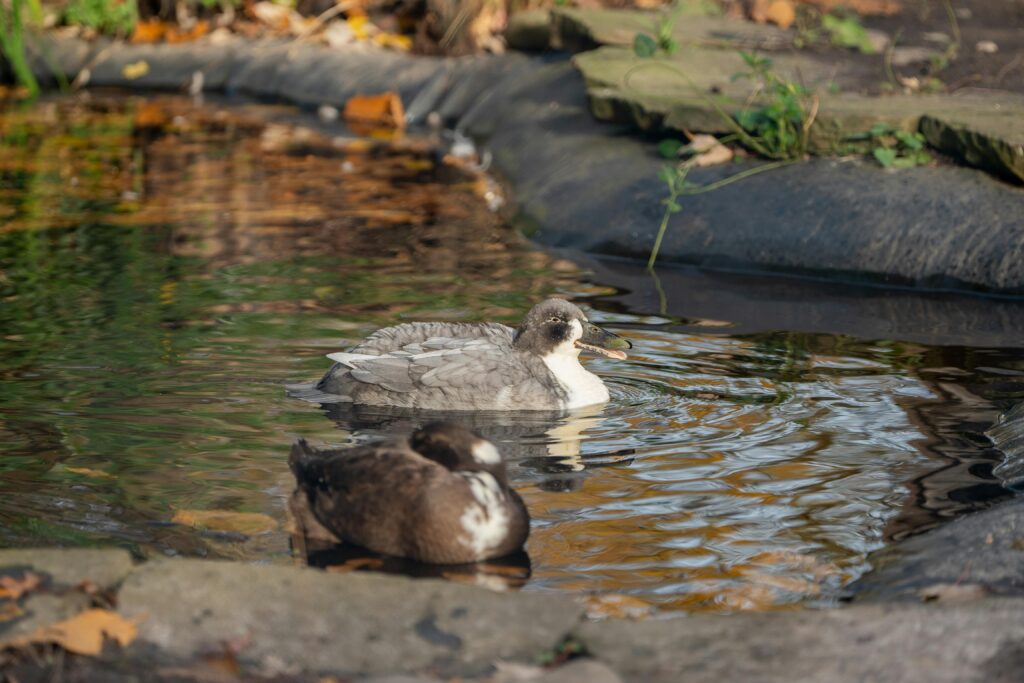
[289,423,530,564]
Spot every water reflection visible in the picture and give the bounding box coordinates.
[0,93,1020,614]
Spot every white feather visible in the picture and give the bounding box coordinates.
[457,472,510,559]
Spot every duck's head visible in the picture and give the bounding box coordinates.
[410,422,508,481]
[513,299,631,361]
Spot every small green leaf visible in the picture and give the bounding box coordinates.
[662,37,680,55]
[657,165,678,185]
[663,199,682,213]
[633,33,658,58]
[873,147,897,167]
[895,131,924,150]
[657,139,684,159]
[869,123,893,137]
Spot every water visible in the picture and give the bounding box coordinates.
[0,93,1019,615]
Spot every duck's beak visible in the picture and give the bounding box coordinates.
[576,322,631,360]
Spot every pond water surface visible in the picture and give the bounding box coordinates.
[0,94,1020,615]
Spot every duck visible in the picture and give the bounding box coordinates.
[288,422,529,564]
[315,298,631,411]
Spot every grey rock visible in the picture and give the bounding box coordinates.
[850,496,1024,602]
[116,559,585,677]
[574,599,1024,683]
[536,659,623,683]
[0,547,134,589]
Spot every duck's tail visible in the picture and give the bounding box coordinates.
[289,438,327,490]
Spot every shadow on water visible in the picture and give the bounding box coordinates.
[0,92,1022,614]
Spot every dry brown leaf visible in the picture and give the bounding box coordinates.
[0,601,23,623]
[0,572,41,600]
[343,92,405,130]
[172,509,279,535]
[0,609,137,656]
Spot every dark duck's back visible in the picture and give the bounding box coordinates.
[289,423,529,564]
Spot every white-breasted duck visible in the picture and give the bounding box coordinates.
[315,299,631,411]
[288,422,529,564]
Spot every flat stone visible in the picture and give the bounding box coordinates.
[849,496,1024,602]
[921,99,1024,182]
[551,7,790,53]
[0,548,134,589]
[116,559,585,677]
[506,10,553,52]
[575,45,1024,157]
[574,599,1024,683]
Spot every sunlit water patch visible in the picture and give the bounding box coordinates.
[0,94,1018,614]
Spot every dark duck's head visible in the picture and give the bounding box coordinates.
[512,298,631,361]
[409,422,509,482]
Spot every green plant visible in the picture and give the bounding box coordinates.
[63,0,137,35]
[863,124,931,168]
[732,52,816,160]
[0,0,41,97]
[821,12,875,53]
[633,4,681,58]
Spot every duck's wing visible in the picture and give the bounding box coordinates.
[349,322,514,356]
[342,338,532,394]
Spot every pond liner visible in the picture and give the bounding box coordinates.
[21,36,1024,296]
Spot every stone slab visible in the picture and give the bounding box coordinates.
[505,10,553,53]
[574,598,1024,683]
[116,559,585,677]
[550,7,791,53]
[0,547,134,589]
[849,496,1024,603]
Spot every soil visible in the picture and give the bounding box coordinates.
[825,0,1024,94]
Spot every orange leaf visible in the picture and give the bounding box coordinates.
[166,20,210,44]
[130,18,167,44]
[0,609,137,656]
[0,572,41,600]
[343,92,405,130]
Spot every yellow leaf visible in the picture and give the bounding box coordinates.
[372,33,412,51]
[121,61,150,80]
[766,0,795,28]
[172,509,279,535]
[0,609,137,656]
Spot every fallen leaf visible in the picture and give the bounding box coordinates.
[166,20,209,44]
[373,32,412,51]
[343,92,405,130]
[682,134,734,167]
[130,18,167,44]
[65,466,115,479]
[121,61,150,80]
[172,509,279,535]
[0,572,41,600]
[0,601,23,623]
[766,0,795,28]
[0,609,137,656]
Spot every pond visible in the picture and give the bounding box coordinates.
[0,93,1019,615]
